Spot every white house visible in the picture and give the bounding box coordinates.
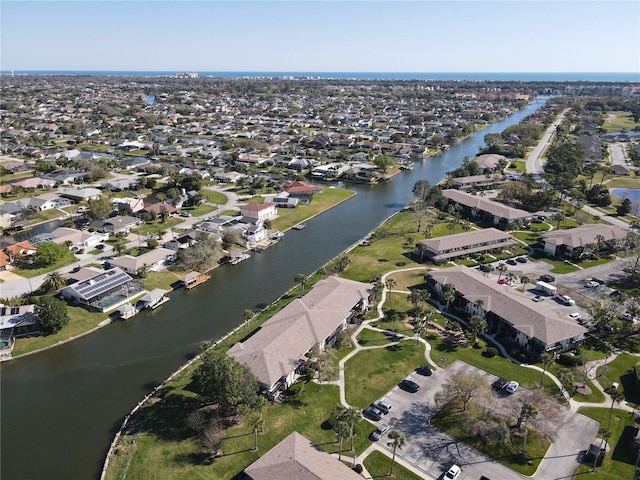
[240,202,277,221]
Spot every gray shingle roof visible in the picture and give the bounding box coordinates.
[443,189,531,221]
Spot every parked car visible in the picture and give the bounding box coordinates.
[363,405,384,421]
[400,379,420,393]
[610,290,622,298]
[585,281,600,288]
[533,295,545,302]
[569,312,582,320]
[370,423,389,441]
[540,274,555,283]
[516,256,528,263]
[492,378,508,391]
[479,264,492,272]
[373,400,392,415]
[444,464,461,480]
[558,295,575,306]
[506,258,517,265]
[180,211,191,217]
[96,244,106,250]
[498,278,509,285]
[76,249,85,255]
[416,364,433,376]
[505,381,519,394]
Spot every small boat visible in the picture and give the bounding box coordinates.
[292,223,306,230]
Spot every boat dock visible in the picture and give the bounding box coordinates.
[179,271,211,290]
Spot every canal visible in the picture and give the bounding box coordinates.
[0,96,549,480]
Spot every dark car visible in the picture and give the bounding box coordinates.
[400,379,420,393]
[363,405,384,421]
[506,258,517,265]
[540,274,555,283]
[416,365,433,376]
[492,378,508,391]
[610,290,622,298]
[96,244,106,250]
[76,249,85,255]
[479,264,492,273]
[516,256,528,263]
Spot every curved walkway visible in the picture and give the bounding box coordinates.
[322,265,635,479]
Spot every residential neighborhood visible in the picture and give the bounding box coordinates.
[1,75,639,480]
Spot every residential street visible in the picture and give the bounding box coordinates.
[526,108,569,175]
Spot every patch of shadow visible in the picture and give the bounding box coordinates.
[612,425,638,464]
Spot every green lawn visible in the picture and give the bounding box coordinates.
[597,354,640,404]
[107,381,375,480]
[363,450,424,480]
[344,341,428,408]
[270,188,355,232]
[11,253,77,278]
[356,327,393,346]
[576,407,637,479]
[200,189,229,205]
[602,111,640,132]
[134,217,183,236]
[12,303,109,356]
[142,271,181,291]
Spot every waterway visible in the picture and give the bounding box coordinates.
[0,96,549,480]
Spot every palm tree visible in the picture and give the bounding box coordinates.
[443,283,456,313]
[520,274,531,293]
[416,242,427,263]
[496,263,507,282]
[243,309,254,334]
[408,290,422,310]
[387,430,406,475]
[539,352,554,388]
[414,322,427,346]
[519,402,538,456]
[341,407,361,457]
[334,419,349,462]
[43,271,66,292]
[137,263,149,278]
[468,316,487,343]
[386,278,397,291]
[316,266,327,279]
[295,274,307,297]
[249,414,263,451]
[552,212,565,230]
[605,386,625,435]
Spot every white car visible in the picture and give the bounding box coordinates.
[569,312,582,320]
[371,423,389,441]
[505,381,519,393]
[585,281,600,288]
[444,464,461,480]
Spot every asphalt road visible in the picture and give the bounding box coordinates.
[526,109,569,175]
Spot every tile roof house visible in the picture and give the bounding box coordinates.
[49,227,109,250]
[244,431,363,480]
[417,228,516,264]
[426,266,587,353]
[541,224,629,259]
[442,189,531,228]
[93,215,141,234]
[240,202,277,221]
[228,276,372,394]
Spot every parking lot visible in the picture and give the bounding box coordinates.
[370,361,525,480]
[367,361,598,480]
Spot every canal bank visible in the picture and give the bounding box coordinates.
[0,96,550,480]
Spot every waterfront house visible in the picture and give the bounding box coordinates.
[541,224,628,259]
[136,289,169,309]
[244,431,363,480]
[282,180,323,204]
[61,267,142,312]
[475,153,506,172]
[451,174,507,190]
[417,228,516,264]
[25,192,73,211]
[49,227,109,250]
[426,266,587,353]
[240,202,277,222]
[228,276,371,395]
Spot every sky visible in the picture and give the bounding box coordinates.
[1,0,639,73]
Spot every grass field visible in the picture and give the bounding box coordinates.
[363,450,424,479]
[344,340,428,408]
[270,188,355,232]
[106,380,376,480]
[602,111,640,132]
[576,407,637,479]
[12,252,77,278]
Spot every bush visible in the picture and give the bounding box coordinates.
[353,464,363,474]
[484,347,498,358]
[558,353,583,367]
[288,382,305,396]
